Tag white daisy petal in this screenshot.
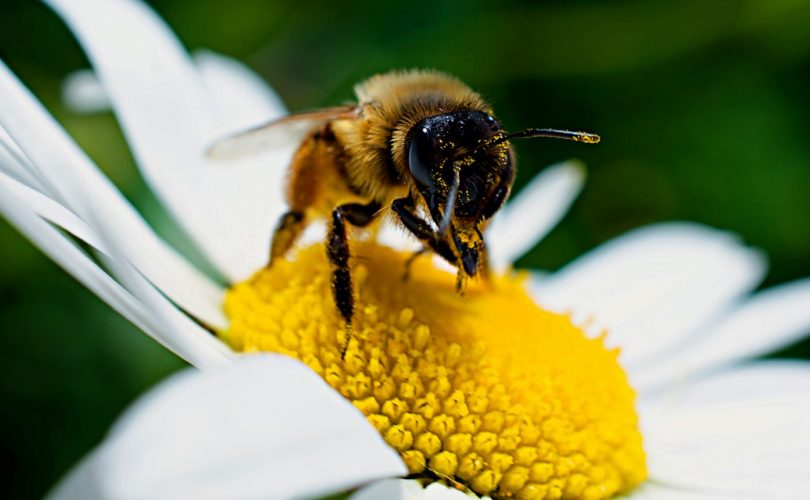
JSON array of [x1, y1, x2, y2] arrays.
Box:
[[63, 50, 287, 125], [0, 135, 97, 246], [533, 223, 766, 365], [376, 222, 422, 252], [46, 451, 104, 500], [486, 160, 585, 270], [193, 49, 295, 280], [43, 0, 223, 263], [83, 203, 233, 369], [0, 172, 103, 250], [101, 252, 233, 369], [0, 161, 230, 366], [351, 479, 473, 500], [2, 147, 225, 367], [0, 125, 57, 195], [62, 68, 110, 114], [194, 49, 291, 279], [45, 0, 294, 281], [641, 362, 810, 499], [635, 279, 810, 393], [423, 483, 477, 499], [628, 483, 750, 499], [0, 179, 182, 357], [0, 60, 228, 329], [351, 479, 427, 500], [50, 355, 405, 500], [193, 50, 286, 132]]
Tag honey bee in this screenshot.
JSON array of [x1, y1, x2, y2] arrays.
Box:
[[209, 69, 599, 354]]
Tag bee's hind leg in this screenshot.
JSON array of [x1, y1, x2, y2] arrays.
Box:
[[267, 210, 305, 267], [327, 201, 382, 359]]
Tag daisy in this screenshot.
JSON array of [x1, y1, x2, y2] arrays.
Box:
[[1, 0, 809, 499]]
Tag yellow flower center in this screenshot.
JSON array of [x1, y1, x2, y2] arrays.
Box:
[[222, 242, 646, 499]]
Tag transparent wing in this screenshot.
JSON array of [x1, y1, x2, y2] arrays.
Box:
[[206, 105, 358, 160]]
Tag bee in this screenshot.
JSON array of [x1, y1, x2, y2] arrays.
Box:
[[209, 69, 599, 354]]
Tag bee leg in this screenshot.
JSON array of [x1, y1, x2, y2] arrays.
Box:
[[268, 210, 305, 267], [455, 271, 467, 295], [478, 244, 493, 285], [402, 247, 428, 282], [327, 201, 382, 359], [392, 197, 457, 266]]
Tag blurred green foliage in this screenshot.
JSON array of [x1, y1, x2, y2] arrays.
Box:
[[1, 0, 809, 498]]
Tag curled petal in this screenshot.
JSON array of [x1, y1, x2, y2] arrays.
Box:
[[0, 60, 228, 329], [0, 176, 219, 364]]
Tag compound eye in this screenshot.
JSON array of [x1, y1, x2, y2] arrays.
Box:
[[408, 126, 434, 187]]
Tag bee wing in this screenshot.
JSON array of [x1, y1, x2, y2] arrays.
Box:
[[206, 105, 358, 160]]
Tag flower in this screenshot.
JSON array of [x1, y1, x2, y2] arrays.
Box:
[[1, 0, 809, 499], [224, 242, 647, 498]]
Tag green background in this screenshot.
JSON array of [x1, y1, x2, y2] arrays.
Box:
[[1, 0, 809, 498]]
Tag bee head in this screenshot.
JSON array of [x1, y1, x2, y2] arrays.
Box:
[[406, 110, 513, 276], [407, 110, 509, 224], [406, 111, 600, 277]]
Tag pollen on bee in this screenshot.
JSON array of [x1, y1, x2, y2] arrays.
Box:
[[223, 242, 646, 499]]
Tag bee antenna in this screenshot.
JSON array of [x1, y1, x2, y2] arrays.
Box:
[[475, 128, 600, 154], [438, 163, 461, 236]]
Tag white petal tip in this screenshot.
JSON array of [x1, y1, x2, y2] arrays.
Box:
[[62, 69, 110, 113]]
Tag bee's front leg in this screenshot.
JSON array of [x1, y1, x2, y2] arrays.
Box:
[[391, 196, 459, 275], [327, 201, 381, 358]]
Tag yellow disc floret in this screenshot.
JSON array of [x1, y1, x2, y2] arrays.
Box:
[[222, 242, 646, 499]]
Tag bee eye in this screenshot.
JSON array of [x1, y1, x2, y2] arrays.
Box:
[[408, 127, 434, 187]]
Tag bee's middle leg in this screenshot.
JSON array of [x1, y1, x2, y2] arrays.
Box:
[[327, 201, 381, 357]]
